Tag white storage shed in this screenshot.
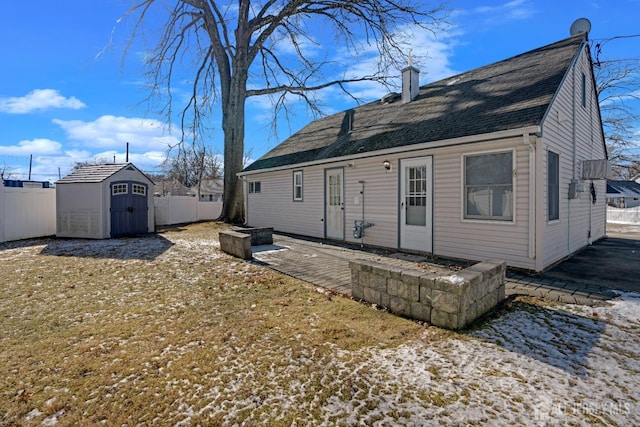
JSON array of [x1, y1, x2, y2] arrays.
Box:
[[56, 163, 155, 239]]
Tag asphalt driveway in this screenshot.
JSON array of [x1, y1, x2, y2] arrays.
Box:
[[542, 223, 640, 293]]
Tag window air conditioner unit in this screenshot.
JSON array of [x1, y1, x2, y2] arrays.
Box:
[[581, 159, 611, 180]]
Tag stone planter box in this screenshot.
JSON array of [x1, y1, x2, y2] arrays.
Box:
[[219, 227, 274, 260], [219, 230, 253, 260], [235, 227, 273, 246], [349, 259, 506, 330]]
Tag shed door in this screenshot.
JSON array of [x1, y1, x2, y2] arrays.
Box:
[[110, 181, 148, 237], [325, 168, 344, 240], [400, 157, 433, 252]]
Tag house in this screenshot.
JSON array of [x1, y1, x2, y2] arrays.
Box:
[[154, 179, 195, 197], [239, 32, 608, 272], [154, 178, 223, 201], [196, 178, 224, 202], [607, 180, 640, 208], [56, 163, 155, 239]]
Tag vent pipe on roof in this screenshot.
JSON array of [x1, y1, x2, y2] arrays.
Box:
[[401, 52, 420, 103]]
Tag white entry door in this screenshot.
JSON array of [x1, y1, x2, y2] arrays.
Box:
[[400, 157, 433, 252], [325, 168, 344, 240]]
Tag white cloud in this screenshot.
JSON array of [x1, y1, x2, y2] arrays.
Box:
[[269, 28, 321, 59], [0, 89, 86, 114], [243, 21, 460, 145], [336, 24, 459, 101], [0, 117, 176, 181], [53, 115, 180, 151], [462, 0, 537, 26], [0, 138, 62, 156]]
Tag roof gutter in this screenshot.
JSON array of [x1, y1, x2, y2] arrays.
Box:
[[238, 125, 541, 177]]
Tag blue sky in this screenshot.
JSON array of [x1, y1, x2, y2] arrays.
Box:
[[1, 0, 639, 182]]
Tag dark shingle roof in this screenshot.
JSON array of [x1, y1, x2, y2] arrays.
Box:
[[57, 163, 150, 184], [244, 34, 586, 172], [607, 180, 640, 197]]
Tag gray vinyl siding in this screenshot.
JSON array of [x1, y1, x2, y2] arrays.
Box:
[[246, 168, 325, 238], [342, 157, 398, 247], [540, 44, 607, 268], [433, 138, 534, 270], [246, 136, 536, 269]]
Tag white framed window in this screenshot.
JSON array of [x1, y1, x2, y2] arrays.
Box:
[[293, 171, 303, 201], [249, 181, 261, 194], [112, 183, 128, 195], [548, 151, 560, 221], [463, 150, 514, 221], [132, 183, 146, 195]]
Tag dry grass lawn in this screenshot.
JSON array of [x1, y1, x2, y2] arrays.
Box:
[[0, 222, 435, 425], [2, 222, 638, 426]]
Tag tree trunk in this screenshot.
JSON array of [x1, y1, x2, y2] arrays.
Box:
[[219, 72, 247, 224]]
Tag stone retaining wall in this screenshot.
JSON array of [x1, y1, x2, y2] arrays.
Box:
[[349, 259, 506, 330]]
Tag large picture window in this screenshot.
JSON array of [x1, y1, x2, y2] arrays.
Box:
[[293, 171, 303, 201], [464, 151, 514, 221], [548, 151, 560, 221]]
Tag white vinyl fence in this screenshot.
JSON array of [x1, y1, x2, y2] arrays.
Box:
[[0, 186, 56, 243], [607, 206, 640, 224], [154, 196, 223, 226], [0, 189, 223, 244]]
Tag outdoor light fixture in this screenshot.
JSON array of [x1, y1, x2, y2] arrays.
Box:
[[383, 160, 391, 171]]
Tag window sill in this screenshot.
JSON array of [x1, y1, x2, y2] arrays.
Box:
[[461, 218, 516, 225]]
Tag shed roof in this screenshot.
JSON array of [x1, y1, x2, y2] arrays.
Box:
[[606, 180, 640, 197], [244, 34, 587, 173], [57, 163, 153, 184]]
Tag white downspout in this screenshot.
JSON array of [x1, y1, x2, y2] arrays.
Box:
[[241, 176, 249, 225], [568, 62, 577, 253], [524, 133, 536, 259]]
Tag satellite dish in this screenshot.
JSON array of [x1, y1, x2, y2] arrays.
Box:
[[570, 18, 591, 36]]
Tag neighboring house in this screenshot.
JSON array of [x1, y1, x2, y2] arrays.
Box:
[[607, 180, 640, 208], [239, 33, 608, 272], [153, 178, 223, 201], [154, 180, 195, 197], [196, 179, 224, 201], [56, 163, 155, 239]]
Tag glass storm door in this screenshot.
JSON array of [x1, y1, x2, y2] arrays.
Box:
[[325, 168, 344, 240], [400, 157, 433, 252]]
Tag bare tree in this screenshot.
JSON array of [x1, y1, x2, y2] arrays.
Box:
[[122, 0, 447, 224], [73, 157, 113, 170], [593, 41, 640, 179], [163, 143, 221, 188]]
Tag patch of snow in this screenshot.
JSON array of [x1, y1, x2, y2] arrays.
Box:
[[24, 408, 42, 421], [4, 226, 639, 425], [440, 274, 465, 285]]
